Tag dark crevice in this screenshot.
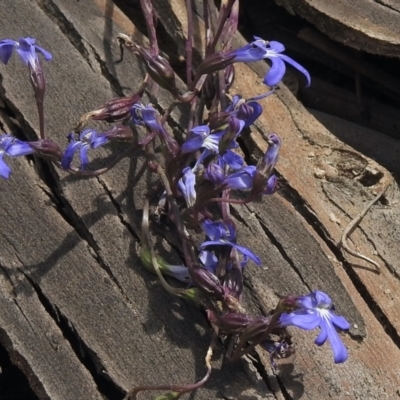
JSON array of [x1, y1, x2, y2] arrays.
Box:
[[250, 352, 290, 400], [0, 334, 39, 400], [18, 268, 125, 400]]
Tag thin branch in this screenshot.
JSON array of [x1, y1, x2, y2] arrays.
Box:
[[340, 184, 390, 272], [140, 0, 159, 55], [185, 0, 194, 86]]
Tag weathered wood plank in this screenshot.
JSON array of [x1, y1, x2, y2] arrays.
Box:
[[1, 0, 400, 398], [146, 0, 400, 398], [0, 124, 108, 399], [0, 1, 271, 398], [274, 0, 400, 58]]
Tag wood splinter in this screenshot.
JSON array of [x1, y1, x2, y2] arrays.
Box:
[[340, 184, 390, 272]]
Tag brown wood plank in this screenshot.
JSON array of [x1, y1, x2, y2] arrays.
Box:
[[1, 0, 400, 398], [146, 0, 400, 398], [0, 124, 107, 399], [0, 1, 271, 398], [274, 0, 400, 58]]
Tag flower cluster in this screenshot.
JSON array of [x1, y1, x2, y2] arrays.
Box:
[[0, 5, 351, 398]]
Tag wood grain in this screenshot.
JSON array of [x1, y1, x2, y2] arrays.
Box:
[[0, 0, 399, 399]]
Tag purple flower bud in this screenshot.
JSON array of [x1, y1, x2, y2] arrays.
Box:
[[136, 47, 178, 95], [92, 94, 141, 123], [237, 101, 263, 127], [208, 310, 253, 334], [29, 139, 63, 162], [190, 267, 226, 301], [103, 125, 133, 142], [218, 117, 244, 154], [195, 51, 236, 76], [204, 163, 225, 184]]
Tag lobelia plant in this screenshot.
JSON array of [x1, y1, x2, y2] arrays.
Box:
[[0, 0, 351, 399]]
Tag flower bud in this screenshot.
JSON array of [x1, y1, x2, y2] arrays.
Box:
[[29, 139, 63, 162], [190, 267, 226, 300], [196, 51, 236, 76], [224, 64, 235, 89], [92, 94, 141, 123], [218, 117, 244, 154], [104, 125, 133, 141], [208, 311, 253, 334], [136, 47, 178, 95], [237, 101, 263, 127], [204, 163, 225, 184]]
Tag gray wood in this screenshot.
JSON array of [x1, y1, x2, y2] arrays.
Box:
[[0, 0, 400, 399], [275, 0, 400, 58]]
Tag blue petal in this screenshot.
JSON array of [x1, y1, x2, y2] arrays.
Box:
[[314, 290, 332, 307], [61, 141, 81, 169], [6, 139, 34, 157], [80, 143, 90, 169], [16, 38, 38, 66], [0, 40, 16, 64], [280, 311, 321, 330], [331, 314, 351, 330], [263, 57, 286, 87], [91, 135, 109, 149], [279, 54, 311, 87], [199, 250, 218, 273], [201, 220, 222, 241], [269, 41, 285, 53], [181, 134, 205, 154], [35, 44, 53, 61], [224, 166, 256, 190], [232, 40, 267, 63], [230, 243, 261, 265], [322, 319, 349, 363], [0, 155, 11, 179], [297, 293, 318, 309], [221, 150, 244, 170], [178, 167, 196, 207], [314, 322, 329, 346], [263, 174, 278, 195]]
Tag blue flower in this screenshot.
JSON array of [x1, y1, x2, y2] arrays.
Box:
[[61, 129, 109, 170], [224, 165, 256, 190], [0, 37, 52, 69], [130, 103, 160, 132], [0, 134, 34, 179], [279, 291, 350, 363], [181, 125, 221, 154], [231, 37, 271, 62], [200, 220, 261, 265], [231, 37, 310, 87], [177, 167, 196, 207]]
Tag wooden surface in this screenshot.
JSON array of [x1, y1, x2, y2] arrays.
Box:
[[274, 0, 400, 57], [0, 0, 399, 399]]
